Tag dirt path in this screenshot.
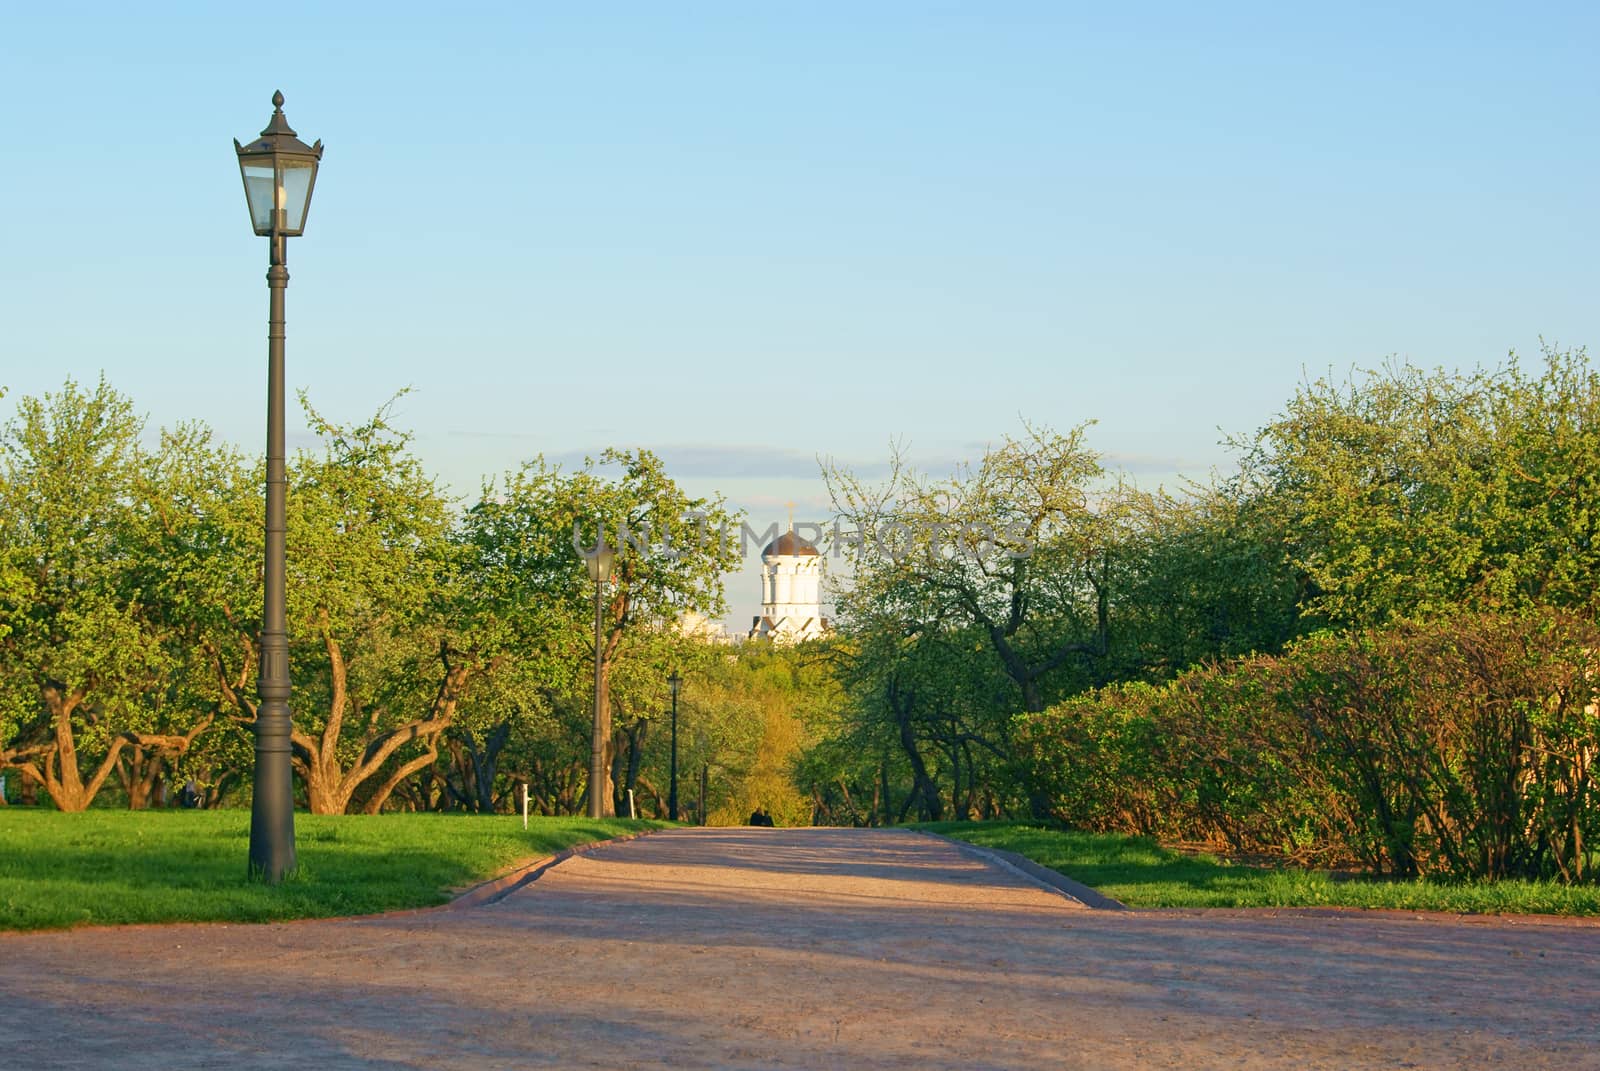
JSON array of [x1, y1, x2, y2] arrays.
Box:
[[2, 827, 1597, 1069]]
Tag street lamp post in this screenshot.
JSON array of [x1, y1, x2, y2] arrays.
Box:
[[667, 670, 682, 821], [235, 91, 322, 883], [584, 541, 615, 819]]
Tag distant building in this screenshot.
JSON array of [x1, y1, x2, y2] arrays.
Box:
[[677, 609, 736, 646], [748, 530, 830, 644]]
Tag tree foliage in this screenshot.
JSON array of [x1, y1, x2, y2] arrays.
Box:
[[1240, 345, 1600, 627], [0, 379, 159, 809], [460, 448, 743, 815], [810, 423, 1302, 823]]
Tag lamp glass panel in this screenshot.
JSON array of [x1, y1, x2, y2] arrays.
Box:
[[586, 544, 615, 583], [240, 160, 275, 234], [280, 157, 316, 232]]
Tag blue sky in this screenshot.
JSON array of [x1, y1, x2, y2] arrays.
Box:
[[3, 3, 1597, 627]]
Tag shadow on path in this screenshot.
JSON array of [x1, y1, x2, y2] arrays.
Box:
[[2, 826, 1597, 1070]]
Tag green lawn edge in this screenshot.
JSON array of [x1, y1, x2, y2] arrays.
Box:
[[913, 820, 1600, 917], [0, 810, 672, 932]]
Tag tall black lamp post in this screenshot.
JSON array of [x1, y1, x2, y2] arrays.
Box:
[[235, 91, 322, 882], [667, 670, 682, 821], [584, 541, 616, 819]]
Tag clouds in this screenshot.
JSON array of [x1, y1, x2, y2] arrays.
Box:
[[443, 433, 1224, 485], [1101, 450, 1227, 476], [527, 443, 845, 480]]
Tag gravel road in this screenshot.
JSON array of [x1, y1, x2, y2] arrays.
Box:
[[2, 826, 1596, 1069]]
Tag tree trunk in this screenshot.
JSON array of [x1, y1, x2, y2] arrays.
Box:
[[887, 679, 943, 822], [118, 718, 213, 810], [593, 596, 626, 818], [20, 681, 126, 812], [635, 773, 664, 818], [614, 719, 649, 817], [0, 744, 51, 806], [293, 635, 471, 814], [119, 744, 163, 810], [950, 742, 970, 822], [203, 768, 242, 809], [609, 740, 628, 817], [303, 774, 350, 816], [597, 657, 617, 817], [875, 756, 889, 827], [450, 721, 511, 813], [362, 737, 440, 814]]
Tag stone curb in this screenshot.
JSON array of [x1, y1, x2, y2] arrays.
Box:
[[915, 830, 1129, 911], [448, 828, 662, 910]]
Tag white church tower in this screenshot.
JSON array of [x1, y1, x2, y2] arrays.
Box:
[[748, 527, 829, 644]]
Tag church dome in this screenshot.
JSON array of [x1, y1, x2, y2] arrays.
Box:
[[762, 531, 820, 558]]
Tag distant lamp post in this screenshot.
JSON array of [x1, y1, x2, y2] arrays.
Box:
[[667, 670, 682, 821], [584, 540, 616, 819], [235, 91, 323, 883], [696, 728, 710, 827]]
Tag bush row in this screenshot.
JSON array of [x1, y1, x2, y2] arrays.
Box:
[[1015, 610, 1600, 882]]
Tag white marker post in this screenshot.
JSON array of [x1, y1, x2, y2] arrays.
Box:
[[521, 782, 529, 830]]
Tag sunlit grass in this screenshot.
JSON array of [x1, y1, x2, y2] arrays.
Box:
[[0, 810, 667, 931], [917, 821, 1600, 916]]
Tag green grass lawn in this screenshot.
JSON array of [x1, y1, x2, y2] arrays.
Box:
[[0, 809, 667, 932], [917, 821, 1600, 916]]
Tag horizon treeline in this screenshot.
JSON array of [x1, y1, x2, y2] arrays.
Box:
[[5, 347, 1599, 885]]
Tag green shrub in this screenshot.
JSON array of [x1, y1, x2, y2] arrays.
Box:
[[1016, 609, 1600, 883]]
